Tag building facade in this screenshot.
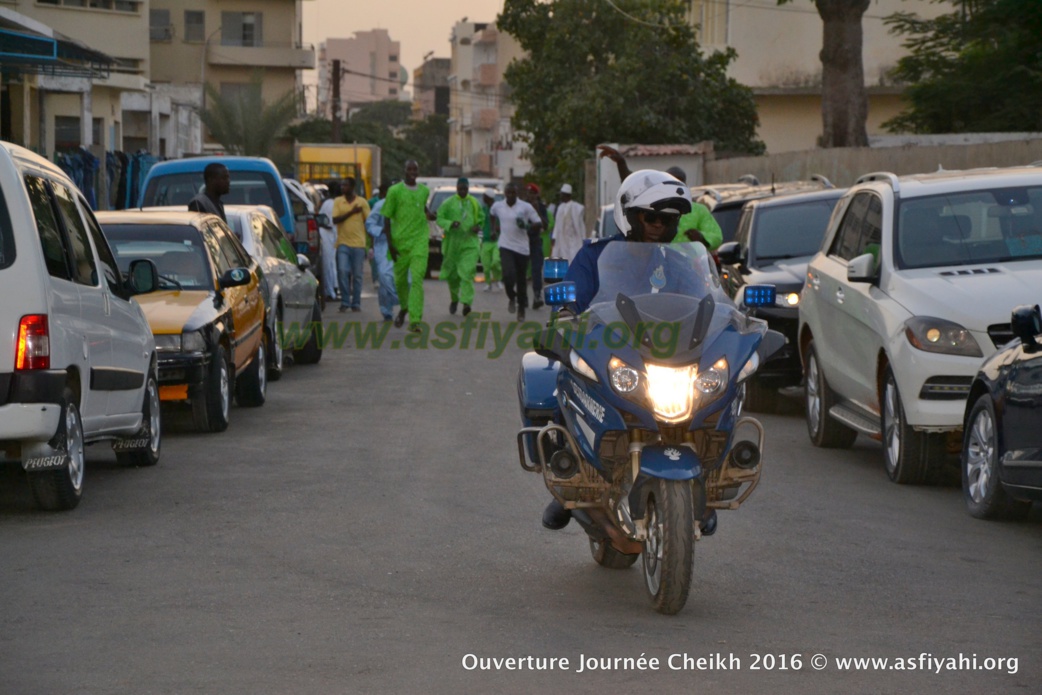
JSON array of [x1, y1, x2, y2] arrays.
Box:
[[446, 21, 529, 180], [317, 29, 405, 118], [685, 0, 945, 154], [411, 57, 450, 120]]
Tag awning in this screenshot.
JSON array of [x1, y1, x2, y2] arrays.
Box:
[[0, 9, 113, 78]]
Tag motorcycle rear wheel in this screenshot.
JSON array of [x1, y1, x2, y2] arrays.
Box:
[[642, 479, 695, 615], [589, 538, 640, 569]]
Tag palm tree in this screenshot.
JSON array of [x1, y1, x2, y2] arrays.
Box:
[[199, 71, 300, 157]]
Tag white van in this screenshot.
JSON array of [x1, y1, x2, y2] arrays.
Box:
[[0, 142, 160, 510]]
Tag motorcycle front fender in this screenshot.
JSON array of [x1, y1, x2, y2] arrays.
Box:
[[640, 444, 702, 481]]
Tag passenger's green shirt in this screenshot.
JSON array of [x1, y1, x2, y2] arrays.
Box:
[[380, 182, 431, 248], [677, 203, 723, 250]]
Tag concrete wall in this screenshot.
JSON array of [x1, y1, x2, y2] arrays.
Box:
[[705, 138, 1042, 188]]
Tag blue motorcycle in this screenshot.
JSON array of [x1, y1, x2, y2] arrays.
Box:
[[517, 241, 783, 614]]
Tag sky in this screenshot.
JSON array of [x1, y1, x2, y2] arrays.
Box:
[[302, 0, 507, 94]]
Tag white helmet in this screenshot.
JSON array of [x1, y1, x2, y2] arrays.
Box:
[[614, 169, 692, 239]]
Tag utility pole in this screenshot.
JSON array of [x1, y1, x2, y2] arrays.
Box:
[[331, 59, 341, 143]]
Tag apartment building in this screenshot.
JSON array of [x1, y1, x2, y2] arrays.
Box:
[[0, 0, 148, 157], [317, 29, 405, 118], [686, 0, 945, 153], [412, 56, 450, 121], [149, 0, 314, 154], [447, 21, 529, 180]]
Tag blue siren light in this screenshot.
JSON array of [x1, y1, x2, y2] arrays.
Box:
[[743, 284, 777, 308], [544, 281, 577, 307], [543, 257, 569, 282]]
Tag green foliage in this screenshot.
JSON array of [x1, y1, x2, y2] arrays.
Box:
[[199, 71, 300, 157], [350, 100, 414, 130], [497, 0, 763, 189], [885, 0, 1042, 133]]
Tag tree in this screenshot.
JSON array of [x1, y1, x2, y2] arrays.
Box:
[[884, 0, 1042, 133], [779, 0, 870, 148], [350, 100, 414, 130], [199, 71, 300, 157], [402, 114, 450, 176], [497, 0, 763, 189]]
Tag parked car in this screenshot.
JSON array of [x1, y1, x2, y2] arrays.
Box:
[[97, 210, 268, 433], [961, 303, 1042, 520], [139, 157, 320, 267], [704, 176, 836, 249], [717, 188, 845, 410], [799, 168, 1042, 484], [0, 142, 161, 510], [594, 204, 620, 239], [224, 205, 323, 375], [281, 177, 322, 269]]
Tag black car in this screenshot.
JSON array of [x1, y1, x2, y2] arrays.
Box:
[[715, 187, 844, 411], [961, 304, 1042, 520]]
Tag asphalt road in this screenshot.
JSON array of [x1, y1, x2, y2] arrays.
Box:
[[1, 279, 1039, 694]]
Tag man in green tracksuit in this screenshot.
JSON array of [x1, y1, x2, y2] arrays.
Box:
[[382, 160, 435, 332], [436, 177, 485, 317]]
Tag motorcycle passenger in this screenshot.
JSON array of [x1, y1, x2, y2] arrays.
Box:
[[542, 170, 717, 536]]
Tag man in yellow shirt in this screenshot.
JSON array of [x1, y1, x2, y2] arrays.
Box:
[[331, 176, 370, 313]]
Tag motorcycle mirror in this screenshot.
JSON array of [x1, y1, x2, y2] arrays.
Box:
[[543, 257, 569, 283], [1011, 304, 1042, 352], [743, 284, 776, 308], [757, 329, 787, 361], [544, 281, 577, 307]]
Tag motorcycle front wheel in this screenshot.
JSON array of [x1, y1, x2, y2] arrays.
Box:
[[642, 478, 695, 615]]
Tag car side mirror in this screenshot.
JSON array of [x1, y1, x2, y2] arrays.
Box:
[[296, 253, 312, 271], [1011, 304, 1042, 352], [717, 241, 743, 266], [847, 252, 878, 283], [219, 267, 251, 289], [127, 259, 159, 295]]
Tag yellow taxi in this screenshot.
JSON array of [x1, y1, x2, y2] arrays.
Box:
[[96, 211, 267, 432]]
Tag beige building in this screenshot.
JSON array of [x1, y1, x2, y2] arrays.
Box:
[[0, 1, 149, 157], [412, 57, 450, 121], [447, 21, 529, 180], [149, 0, 314, 154], [685, 0, 945, 154], [317, 29, 405, 118]]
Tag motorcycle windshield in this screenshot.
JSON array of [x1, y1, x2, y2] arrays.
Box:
[[587, 241, 752, 362]]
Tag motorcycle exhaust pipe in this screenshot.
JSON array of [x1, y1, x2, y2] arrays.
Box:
[[549, 448, 580, 479], [729, 440, 761, 470]]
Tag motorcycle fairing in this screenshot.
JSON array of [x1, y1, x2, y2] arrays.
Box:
[[639, 444, 702, 481]]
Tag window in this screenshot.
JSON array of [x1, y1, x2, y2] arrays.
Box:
[[389, 88, 397, 96], [82, 202, 126, 297], [389, 55, 398, 62], [54, 116, 80, 151], [0, 177, 14, 271], [150, 9, 172, 41], [261, 219, 294, 262], [220, 82, 261, 104], [25, 176, 70, 280], [221, 12, 262, 47], [213, 222, 250, 269], [830, 193, 871, 261], [37, 0, 139, 7], [184, 11, 205, 42], [52, 184, 98, 286]]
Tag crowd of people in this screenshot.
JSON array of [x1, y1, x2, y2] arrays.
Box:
[[311, 149, 722, 330]]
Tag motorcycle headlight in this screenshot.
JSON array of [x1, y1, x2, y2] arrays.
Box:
[[737, 352, 760, 382], [644, 363, 697, 423], [695, 358, 729, 396], [609, 357, 640, 393], [181, 330, 206, 353], [904, 317, 982, 357], [154, 334, 181, 353], [569, 351, 598, 382]]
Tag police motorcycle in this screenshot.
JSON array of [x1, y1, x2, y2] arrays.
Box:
[[516, 238, 784, 615]]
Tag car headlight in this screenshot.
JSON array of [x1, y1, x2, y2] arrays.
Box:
[[154, 334, 181, 353], [182, 330, 206, 353], [644, 363, 697, 423], [904, 317, 982, 357], [569, 351, 598, 382], [609, 357, 640, 393], [777, 292, 800, 308]]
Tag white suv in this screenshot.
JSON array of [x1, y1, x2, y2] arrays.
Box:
[[799, 168, 1042, 483], [0, 143, 160, 510]]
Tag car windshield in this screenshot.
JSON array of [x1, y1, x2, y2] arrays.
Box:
[[752, 199, 838, 264], [712, 204, 744, 245], [896, 186, 1042, 269], [142, 171, 286, 217], [102, 224, 213, 291]]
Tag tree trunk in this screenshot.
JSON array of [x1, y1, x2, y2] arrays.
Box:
[[816, 0, 870, 148]]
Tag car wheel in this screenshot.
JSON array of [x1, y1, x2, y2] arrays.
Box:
[[881, 367, 942, 485], [192, 347, 231, 433], [744, 378, 779, 413], [804, 341, 857, 448], [116, 369, 161, 467], [962, 394, 1032, 520], [27, 386, 84, 511], [268, 307, 284, 382], [236, 336, 267, 407], [293, 300, 323, 365]]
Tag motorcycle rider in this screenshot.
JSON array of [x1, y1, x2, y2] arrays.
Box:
[[541, 169, 717, 536]]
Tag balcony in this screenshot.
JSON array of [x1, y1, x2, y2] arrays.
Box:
[[476, 108, 498, 131], [208, 42, 315, 70], [475, 63, 497, 88]]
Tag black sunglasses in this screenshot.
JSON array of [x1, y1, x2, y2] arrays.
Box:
[[639, 210, 680, 225]]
